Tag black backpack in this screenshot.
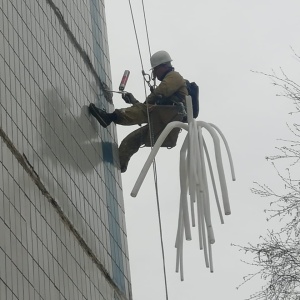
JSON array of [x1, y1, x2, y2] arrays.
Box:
[[185, 80, 199, 118]]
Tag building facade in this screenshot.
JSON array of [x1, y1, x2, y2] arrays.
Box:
[[0, 0, 132, 299]]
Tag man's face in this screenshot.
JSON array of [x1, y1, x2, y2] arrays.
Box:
[[153, 64, 165, 81]]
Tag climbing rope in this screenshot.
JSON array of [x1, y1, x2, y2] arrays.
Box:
[[127, 1, 169, 299], [141, 0, 152, 58]]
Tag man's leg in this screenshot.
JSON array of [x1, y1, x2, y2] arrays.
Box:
[[114, 103, 151, 125], [118, 125, 148, 172], [89, 103, 152, 127]]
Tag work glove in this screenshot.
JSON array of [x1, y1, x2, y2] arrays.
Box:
[[122, 92, 139, 104]]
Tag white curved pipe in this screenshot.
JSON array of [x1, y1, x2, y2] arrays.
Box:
[[188, 121, 197, 201], [186, 95, 193, 123], [186, 144, 196, 227], [198, 121, 231, 215], [208, 242, 214, 273], [209, 123, 236, 181], [175, 209, 185, 281], [175, 210, 183, 267], [175, 100, 193, 279], [179, 136, 192, 240], [131, 121, 188, 197], [197, 127, 215, 244], [180, 252, 184, 281], [203, 139, 224, 224], [187, 96, 197, 218], [179, 224, 184, 281], [188, 120, 200, 229], [197, 187, 209, 267], [175, 200, 183, 248]]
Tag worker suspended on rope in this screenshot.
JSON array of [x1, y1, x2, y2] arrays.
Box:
[[89, 50, 188, 173]]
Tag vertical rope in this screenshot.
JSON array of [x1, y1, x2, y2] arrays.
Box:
[[127, 0, 145, 71], [141, 0, 152, 58], [126, 1, 169, 299]]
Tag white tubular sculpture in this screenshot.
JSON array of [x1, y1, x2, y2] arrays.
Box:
[[131, 96, 236, 280]]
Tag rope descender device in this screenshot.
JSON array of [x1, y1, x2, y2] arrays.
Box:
[[142, 70, 155, 93]]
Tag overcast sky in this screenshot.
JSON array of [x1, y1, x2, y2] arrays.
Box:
[[104, 1, 300, 299]]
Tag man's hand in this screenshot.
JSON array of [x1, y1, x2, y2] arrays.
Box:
[[122, 92, 139, 104]]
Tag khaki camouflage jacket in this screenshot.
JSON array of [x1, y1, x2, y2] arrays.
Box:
[[146, 70, 188, 105]]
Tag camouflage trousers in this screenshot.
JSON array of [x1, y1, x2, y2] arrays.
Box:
[[114, 103, 184, 172]]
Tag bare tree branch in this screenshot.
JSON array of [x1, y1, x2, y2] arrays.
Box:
[[238, 52, 300, 300]]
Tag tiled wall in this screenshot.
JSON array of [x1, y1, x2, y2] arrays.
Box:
[[0, 0, 132, 299]]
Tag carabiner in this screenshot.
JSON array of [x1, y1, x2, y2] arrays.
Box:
[[142, 70, 151, 84], [142, 70, 156, 93]]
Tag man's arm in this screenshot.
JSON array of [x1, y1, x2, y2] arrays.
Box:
[[122, 93, 139, 104], [146, 71, 185, 104]]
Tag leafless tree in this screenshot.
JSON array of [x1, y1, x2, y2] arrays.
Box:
[[236, 51, 300, 300]]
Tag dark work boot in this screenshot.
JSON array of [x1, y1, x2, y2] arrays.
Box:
[[120, 164, 128, 173], [89, 103, 113, 128]]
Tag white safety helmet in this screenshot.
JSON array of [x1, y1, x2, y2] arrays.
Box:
[[150, 50, 172, 69]]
